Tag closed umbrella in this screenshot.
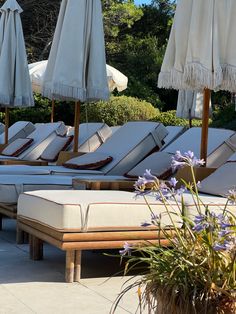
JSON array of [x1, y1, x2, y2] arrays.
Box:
[[42, 0, 109, 152], [0, 0, 34, 144], [28, 60, 128, 122], [158, 0, 236, 162], [176, 90, 212, 127]]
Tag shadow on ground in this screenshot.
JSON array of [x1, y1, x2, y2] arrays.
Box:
[[0, 218, 143, 284]]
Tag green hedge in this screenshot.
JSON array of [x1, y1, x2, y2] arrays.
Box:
[[152, 110, 203, 127], [80, 95, 159, 126], [211, 103, 236, 130], [3, 95, 159, 127]]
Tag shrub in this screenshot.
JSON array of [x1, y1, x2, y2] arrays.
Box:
[[80, 95, 159, 126], [5, 94, 75, 126], [211, 103, 236, 130], [152, 110, 203, 127]]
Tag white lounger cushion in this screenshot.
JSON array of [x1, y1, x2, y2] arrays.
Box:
[[206, 133, 236, 167], [0, 175, 73, 204], [0, 121, 35, 144], [0, 122, 67, 161], [126, 151, 173, 178], [199, 153, 236, 196], [126, 128, 236, 179], [178, 192, 235, 219], [18, 190, 235, 232], [67, 123, 112, 153], [18, 190, 182, 231], [40, 135, 73, 161], [23, 122, 67, 160], [1, 138, 33, 157], [0, 165, 104, 176], [162, 126, 185, 149], [94, 122, 168, 175], [64, 152, 113, 169], [165, 127, 234, 161]]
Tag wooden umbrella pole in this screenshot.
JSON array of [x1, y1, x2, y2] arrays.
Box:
[[51, 98, 55, 123], [73, 101, 80, 152], [4, 107, 9, 145], [200, 88, 211, 164]]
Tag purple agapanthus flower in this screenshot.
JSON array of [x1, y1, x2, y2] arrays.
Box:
[[134, 169, 159, 195], [176, 186, 186, 196], [171, 150, 205, 172], [218, 230, 231, 238], [194, 215, 205, 224], [220, 222, 232, 229], [141, 221, 152, 227], [227, 189, 236, 204], [119, 242, 133, 256], [169, 177, 178, 188], [213, 240, 232, 251]]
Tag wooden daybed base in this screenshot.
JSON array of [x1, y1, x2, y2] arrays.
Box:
[[0, 204, 16, 230], [17, 216, 170, 283]]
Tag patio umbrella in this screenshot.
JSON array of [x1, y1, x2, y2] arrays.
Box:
[[0, 0, 34, 144], [176, 90, 212, 127], [28, 60, 128, 122], [158, 0, 236, 162], [42, 0, 109, 152]]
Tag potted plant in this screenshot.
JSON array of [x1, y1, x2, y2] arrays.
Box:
[[113, 151, 236, 314]]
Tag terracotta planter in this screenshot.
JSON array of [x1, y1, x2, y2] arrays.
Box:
[[148, 291, 236, 314]]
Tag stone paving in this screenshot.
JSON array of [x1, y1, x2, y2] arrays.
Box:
[[0, 219, 145, 314]]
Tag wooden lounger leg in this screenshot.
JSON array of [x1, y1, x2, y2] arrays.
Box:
[[65, 250, 75, 283], [16, 225, 24, 244], [74, 250, 82, 282], [29, 235, 43, 260]]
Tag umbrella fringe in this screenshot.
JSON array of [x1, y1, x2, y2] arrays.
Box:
[[221, 65, 236, 92], [0, 94, 34, 107], [42, 83, 87, 102], [158, 70, 189, 90], [86, 87, 110, 102], [158, 63, 229, 92], [43, 83, 110, 102], [184, 63, 222, 90]]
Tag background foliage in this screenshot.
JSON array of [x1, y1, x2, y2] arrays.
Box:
[[0, 0, 234, 130]]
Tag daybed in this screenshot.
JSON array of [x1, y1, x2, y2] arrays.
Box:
[[17, 188, 235, 282]]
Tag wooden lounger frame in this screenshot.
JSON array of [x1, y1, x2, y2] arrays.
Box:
[[0, 204, 17, 230], [17, 216, 171, 283]]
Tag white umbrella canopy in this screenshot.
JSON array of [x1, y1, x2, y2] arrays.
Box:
[[28, 60, 128, 94], [42, 0, 109, 152], [0, 0, 34, 143], [158, 0, 236, 161]]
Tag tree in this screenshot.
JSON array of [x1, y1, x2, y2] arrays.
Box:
[[106, 0, 176, 110]]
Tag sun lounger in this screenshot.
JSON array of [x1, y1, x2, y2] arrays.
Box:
[[0, 121, 35, 144], [0, 121, 168, 175], [0, 122, 67, 161], [16, 188, 235, 282], [162, 126, 186, 149], [0, 126, 234, 222], [65, 122, 112, 153], [0, 122, 168, 227], [0, 122, 112, 164], [69, 127, 236, 181]]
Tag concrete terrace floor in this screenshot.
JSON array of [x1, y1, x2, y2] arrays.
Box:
[[0, 218, 147, 314]]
